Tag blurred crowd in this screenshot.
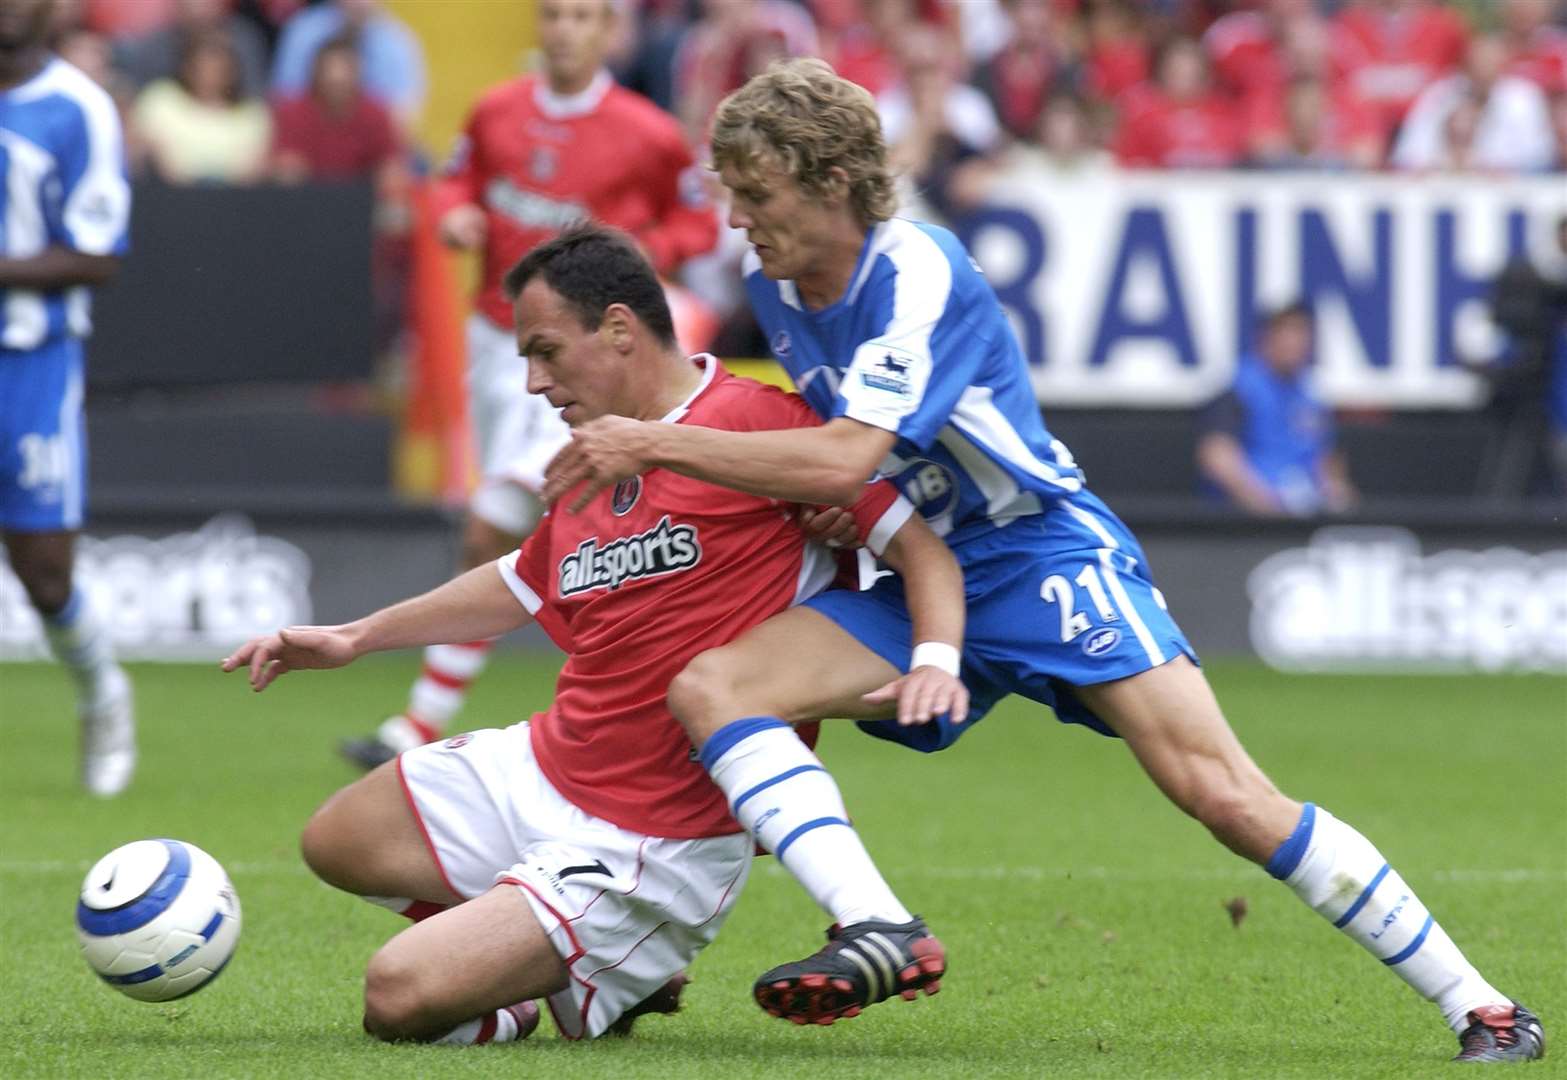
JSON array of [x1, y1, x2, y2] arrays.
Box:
[[49, 0, 1567, 197]]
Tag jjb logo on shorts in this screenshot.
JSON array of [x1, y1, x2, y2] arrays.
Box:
[[1082, 627, 1122, 657]]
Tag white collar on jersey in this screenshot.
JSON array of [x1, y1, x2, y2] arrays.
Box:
[[659, 353, 719, 424], [533, 69, 613, 120]]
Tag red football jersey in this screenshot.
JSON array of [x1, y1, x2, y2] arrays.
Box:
[[434, 71, 718, 328], [1334, 1, 1468, 134], [1507, 27, 1567, 96], [497, 357, 913, 840], [1113, 86, 1246, 168]]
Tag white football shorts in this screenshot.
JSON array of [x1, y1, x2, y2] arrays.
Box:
[[395, 721, 752, 1039], [466, 313, 570, 536]]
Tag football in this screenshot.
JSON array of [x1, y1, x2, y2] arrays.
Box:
[[76, 839, 242, 1002]]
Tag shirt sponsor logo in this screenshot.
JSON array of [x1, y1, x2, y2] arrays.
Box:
[[859, 348, 915, 398], [485, 177, 587, 231], [1082, 626, 1122, 657], [1248, 527, 1567, 673], [558, 515, 702, 597]]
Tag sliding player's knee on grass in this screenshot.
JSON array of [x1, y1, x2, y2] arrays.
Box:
[[363, 887, 568, 1042]]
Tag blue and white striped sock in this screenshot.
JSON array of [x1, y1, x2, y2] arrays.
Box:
[[700, 717, 912, 927], [42, 587, 118, 699], [1268, 803, 1506, 1032]]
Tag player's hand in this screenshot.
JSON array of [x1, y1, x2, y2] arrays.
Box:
[[220, 626, 359, 692], [543, 416, 652, 513], [862, 666, 969, 728], [438, 204, 486, 250], [797, 505, 860, 549]]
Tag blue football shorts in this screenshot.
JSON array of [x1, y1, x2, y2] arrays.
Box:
[[805, 490, 1198, 752], [0, 338, 87, 532]]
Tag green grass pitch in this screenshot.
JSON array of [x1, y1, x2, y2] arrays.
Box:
[[2, 656, 1563, 1079]]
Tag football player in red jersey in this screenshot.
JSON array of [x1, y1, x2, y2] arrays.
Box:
[[341, 0, 720, 768], [223, 225, 965, 1045]]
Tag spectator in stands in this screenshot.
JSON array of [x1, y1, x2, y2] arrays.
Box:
[[1334, 0, 1468, 143], [976, 0, 1076, 140], [271, 33, 402, 187], [961, 91, 1114, 202], [1241, 15, 1378, 168], [1500, 0, 1567, 97], [672, 0, 818, 142], [1114, 35, 1244, 168], [113, 0, 267, 99], [270, 0, 424, 132], [56, 25, 127, 103], [132, 28, 271, 184], [1204, 0, 1321, 101], [1082, 0, 1149, 102], [1196, 302, 1356, 517], [879, 20, 1003, 220], [1392, 33, 1556, 172], [1473, 215, 1567, 499], [809, 0, 902, 98]]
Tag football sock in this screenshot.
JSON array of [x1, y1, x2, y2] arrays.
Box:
[[362, 896, 448, 922], [41, 587, 118, 700], [1268, 803, 1507, 1032], [402, 640, 495, 739], [700, 717, 913, 926], [433, 1005, 531, 1045]]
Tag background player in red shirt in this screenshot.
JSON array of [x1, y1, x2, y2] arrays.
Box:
[[222, 225, 966, 1045], [343, 0, 719, 768]]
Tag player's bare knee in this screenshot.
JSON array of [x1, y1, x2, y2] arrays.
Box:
[[362, 949, 432, 1040], [299, 806, 354, 890], [666, 649, 739, 743], [17, 562, 72, 615]]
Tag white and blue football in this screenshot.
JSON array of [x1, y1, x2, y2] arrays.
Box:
[[76, 839, 241, 1002]]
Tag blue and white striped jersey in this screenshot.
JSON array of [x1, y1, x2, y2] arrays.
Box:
[[0, 58, 129, 351], [744, 217, 1087, 549]]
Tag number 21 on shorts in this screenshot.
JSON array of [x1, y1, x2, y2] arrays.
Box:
[[1039, 563, 1119, 643]]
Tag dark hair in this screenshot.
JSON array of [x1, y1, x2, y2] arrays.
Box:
[[502, 223, 676, 347], [1264, 300, 1314, 330], [177, 29, 243, 104]]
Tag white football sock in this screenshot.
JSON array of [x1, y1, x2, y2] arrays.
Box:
[[1268, 804, 1507, 1032], [434, 1005, 528, 1045], [42, 587, 119, 700], [401, 640, 494, 738], [700, 717, 912, 926]]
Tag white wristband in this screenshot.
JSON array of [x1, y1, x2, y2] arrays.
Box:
[[910, 641, 961, 677]]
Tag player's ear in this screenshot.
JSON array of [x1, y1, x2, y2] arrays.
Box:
[[823, 166, 852, 208], [601, 303, 635, 352]]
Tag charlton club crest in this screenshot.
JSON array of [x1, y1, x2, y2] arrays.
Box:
[[611, 476, 642, 516]]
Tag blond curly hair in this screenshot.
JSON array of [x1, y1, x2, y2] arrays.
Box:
[[710, 58, 896, 226]]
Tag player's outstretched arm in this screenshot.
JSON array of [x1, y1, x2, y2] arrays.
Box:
[[545, 415, 895, 513], [861, 514, 969, 728], [221, 562, 534, 692]]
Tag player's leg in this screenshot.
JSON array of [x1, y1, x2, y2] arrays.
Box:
[[1077, 655, 1541, 1059], [299, 759, 460, 905], [342, 319, 560, 768], [1, 341, 134, 796], [669, 602, 948, 1023], [362, 884, 561, 1044]]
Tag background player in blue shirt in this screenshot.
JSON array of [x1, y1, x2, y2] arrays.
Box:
[[542, 59, 1541, 1062], [0, 0, 134, 796], [1195, 301, 1357, 516]]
